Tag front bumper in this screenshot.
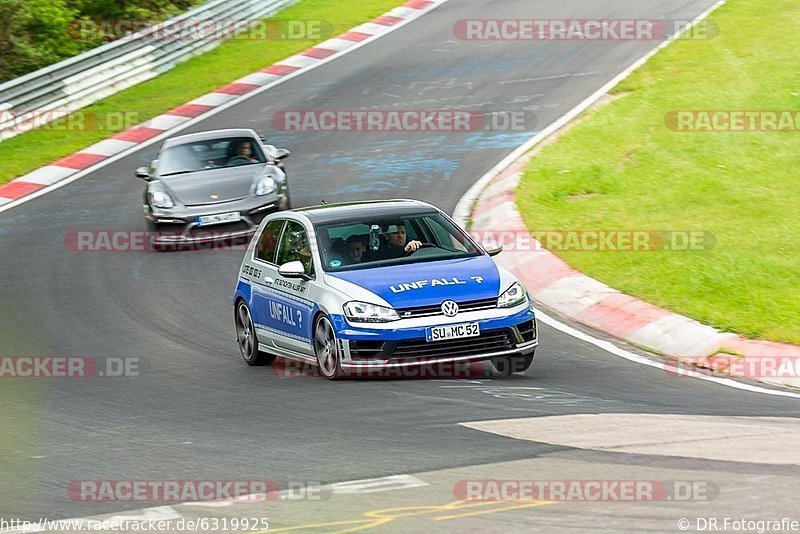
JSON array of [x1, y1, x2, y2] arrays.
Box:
[[152, 227, 258, 246], [147, 196, 279, 245], [332, 305, 538, 370]]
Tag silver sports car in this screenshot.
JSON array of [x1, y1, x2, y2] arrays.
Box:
[[137, 128, 291, 248]]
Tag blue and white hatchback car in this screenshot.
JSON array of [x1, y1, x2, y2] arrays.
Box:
[[232, 200, 538, 379]]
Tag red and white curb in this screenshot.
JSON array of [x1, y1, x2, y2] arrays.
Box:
[[456, 0, 800, 393], [469, 167, 800, 391], [0, 0, 447, 210]]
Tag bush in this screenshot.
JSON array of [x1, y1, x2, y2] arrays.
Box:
[[0, 0, 201, 83]]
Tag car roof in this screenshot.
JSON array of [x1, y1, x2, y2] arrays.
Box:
[[294, 199, 441, 224], [162, 128, 259, 148]]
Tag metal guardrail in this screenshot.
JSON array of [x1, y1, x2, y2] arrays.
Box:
[[0, 0, 294, 141]]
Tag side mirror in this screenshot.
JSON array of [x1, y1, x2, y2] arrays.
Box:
[[278, 260, 310, 280], [274, 148, 290, 161], [486, 245, 503, 257], [135, 166, 150, 180]]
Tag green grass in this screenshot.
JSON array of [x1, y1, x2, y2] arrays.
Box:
[[516, 0, 800, 344], [0, 0, 404, 184]]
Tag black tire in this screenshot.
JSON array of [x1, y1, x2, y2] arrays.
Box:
[[491, 352, 535, 376], [235, 301, 275, 366], [314, 315, 342, 379]]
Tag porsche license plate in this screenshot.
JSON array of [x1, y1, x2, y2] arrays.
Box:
[[196, 212, 240, 226], [426, 322, 480, 342]]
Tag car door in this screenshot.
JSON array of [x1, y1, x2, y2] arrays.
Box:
[[257, 219, 317, 356], [249, 218, 285, 345]]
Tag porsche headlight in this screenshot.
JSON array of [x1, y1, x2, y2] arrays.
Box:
[[255, 172, 277, 196], [149, 187, 174, 208], [343, 301, 399, 323], [497, 282, 528, 308]]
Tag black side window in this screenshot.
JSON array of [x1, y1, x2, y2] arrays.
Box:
[[256, 220, 285, 263]]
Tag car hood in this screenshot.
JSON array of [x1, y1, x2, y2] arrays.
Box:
[[326, 255, 501, 309], [159, 165, 266, 206]]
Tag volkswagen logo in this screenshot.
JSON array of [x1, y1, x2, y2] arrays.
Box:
[[441, 300, 459, 317]]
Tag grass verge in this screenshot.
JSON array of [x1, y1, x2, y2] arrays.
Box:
[[0, 0, 404, 184], [516, 0, 800, 344]]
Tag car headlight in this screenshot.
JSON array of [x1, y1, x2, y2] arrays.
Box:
[[497, 282, 528, 308], [343, 301, 400, 323], [149, 187, 174, 208], [255, 173, 277, 196]]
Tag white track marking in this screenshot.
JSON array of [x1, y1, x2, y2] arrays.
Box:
[[536, 310, 800, 399], [3, 475, 429, 532]]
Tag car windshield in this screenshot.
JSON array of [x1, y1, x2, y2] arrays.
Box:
[[316, 211, 482, 272], [159, 136, 266, 176]]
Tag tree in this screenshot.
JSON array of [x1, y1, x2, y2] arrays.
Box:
[[0, 0, 82, 82], [66, 0, 199, 21], [0, 0, 201, 83]]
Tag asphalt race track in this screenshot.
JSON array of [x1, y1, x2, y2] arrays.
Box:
[[2, 0, 799, 529]]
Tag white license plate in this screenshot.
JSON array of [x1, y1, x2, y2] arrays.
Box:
[[196, 212, 241, 226], [426, 322, 480, 342]]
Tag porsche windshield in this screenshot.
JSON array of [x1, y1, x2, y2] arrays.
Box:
[[159, 137, 266, 176], [317, 212, 482, 272]]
